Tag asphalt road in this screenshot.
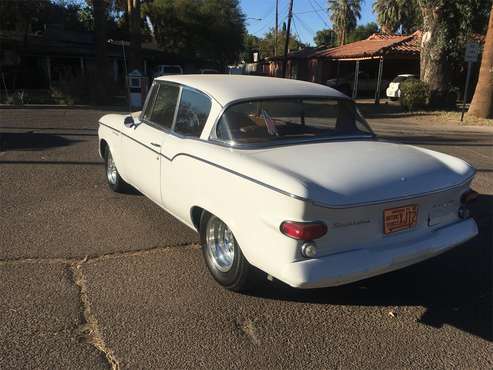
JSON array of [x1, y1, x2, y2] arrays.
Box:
[[1, 108, 492, 369]]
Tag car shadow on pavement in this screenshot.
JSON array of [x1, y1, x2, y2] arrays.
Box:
[[247, 194, 493, 342], [0, 132, 80, 151]]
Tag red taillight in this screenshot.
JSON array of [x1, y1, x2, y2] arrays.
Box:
[[461, 190, 479, 204], [280, 221, 327, 240]]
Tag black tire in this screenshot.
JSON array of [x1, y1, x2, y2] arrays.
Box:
[[104, 147, 130, 193], [200, 211, 255, 292]]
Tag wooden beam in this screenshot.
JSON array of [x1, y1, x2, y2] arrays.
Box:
[[374, 57, 384, 104]]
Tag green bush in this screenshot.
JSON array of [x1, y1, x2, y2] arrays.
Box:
[[400, 79, 429, 111]]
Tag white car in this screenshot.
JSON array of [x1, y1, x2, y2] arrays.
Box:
[[386, 74, 417, 99], [98, 75, 478, 291]]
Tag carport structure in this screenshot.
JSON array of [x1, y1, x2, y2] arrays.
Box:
[[312, 32, 421, 103]]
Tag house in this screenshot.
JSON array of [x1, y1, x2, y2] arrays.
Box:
[[0, 25, 170, 92], [263, 32, 422, 103]]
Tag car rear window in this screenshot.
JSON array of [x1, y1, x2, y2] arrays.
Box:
[[214, 98, 374, 146]]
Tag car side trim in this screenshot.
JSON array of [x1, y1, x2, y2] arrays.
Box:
[[99, 122, 476, 209]]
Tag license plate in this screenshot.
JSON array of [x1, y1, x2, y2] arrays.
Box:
[[383, 205, 418, 235]]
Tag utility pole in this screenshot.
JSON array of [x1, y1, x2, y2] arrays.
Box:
[[274, 0, 279, 56], [281, 0, 293, 78]]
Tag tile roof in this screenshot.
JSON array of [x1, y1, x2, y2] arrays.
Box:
[[312, 31, 421, 60]]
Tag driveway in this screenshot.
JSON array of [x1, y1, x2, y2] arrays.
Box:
[[1, 108, 492, 369]]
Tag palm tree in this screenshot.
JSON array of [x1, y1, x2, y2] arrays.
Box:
[[328, 0, 361, 45], [373, 0, 400, 33], [468, 5, 493, 118], [373, 0, 421, 34]]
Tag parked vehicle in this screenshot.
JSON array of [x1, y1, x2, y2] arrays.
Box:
[[200, 68, 220, 74], [386, 74, 417, 100], [152, 65, 183, 78], [98, 75, 478, 291], [327, 71, 389, 96]]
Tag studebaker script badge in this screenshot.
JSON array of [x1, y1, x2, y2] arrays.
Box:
[[333, 219, 371, 228]]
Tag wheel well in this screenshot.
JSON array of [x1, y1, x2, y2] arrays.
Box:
[[190, 206, 205, 232], [99, 139, 108, 158]]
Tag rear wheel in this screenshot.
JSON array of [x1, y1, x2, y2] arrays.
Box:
[[200, 212, 254, 292], [104, 148, 130, 193]]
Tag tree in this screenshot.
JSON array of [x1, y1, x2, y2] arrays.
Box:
[[313, 29, 337, 47], [260, 28, 304, 58], [372, 0, 421, 34], [242, 34, 260, 62], [127, 0, 143, 71], [346, 22, 380, 43], [468, 5, 493, 118], [373, 0, 400, 33], [327, 0, 361, 45], [144, 0, 245, 67], [418, 0, 490, 106], [92, 0, 110, 103], [0, 1, 48, 43], [372, 0, 490, 106]]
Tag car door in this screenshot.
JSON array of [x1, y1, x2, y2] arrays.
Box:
[[120, 82, 180, 203], [160, 87, 212, 217]]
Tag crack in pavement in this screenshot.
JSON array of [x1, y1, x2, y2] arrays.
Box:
[[0, 243, 201, 266], [1, 243, 201, 369], [70, 258, 120, 370]]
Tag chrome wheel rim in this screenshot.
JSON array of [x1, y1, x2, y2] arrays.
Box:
[[106, 151, 117, 185], [206, 216, 235, 272]]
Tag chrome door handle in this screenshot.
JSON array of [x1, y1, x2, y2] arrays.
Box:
[[150, 142, 161, 148]]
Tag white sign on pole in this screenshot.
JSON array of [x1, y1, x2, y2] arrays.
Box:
[[465, 42, 480, 62]]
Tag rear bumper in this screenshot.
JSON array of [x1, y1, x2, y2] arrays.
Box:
[[279, 218, 478, 289]]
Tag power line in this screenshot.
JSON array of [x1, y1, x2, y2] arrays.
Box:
[[291, 17, 302, 44], [293, 13, 315, 36], [308, 0, 330, 28]]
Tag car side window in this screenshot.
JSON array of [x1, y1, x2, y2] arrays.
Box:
[[148, 83, 180, 129], [173, 88, 211, 138]]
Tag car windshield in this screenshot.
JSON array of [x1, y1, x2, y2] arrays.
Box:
[[214, 98, 374, 146]]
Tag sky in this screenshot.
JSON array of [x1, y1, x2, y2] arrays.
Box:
[[240, 0, 377, 45]]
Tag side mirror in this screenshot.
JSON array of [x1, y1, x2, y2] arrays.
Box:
[[124, 116, 136, 128]]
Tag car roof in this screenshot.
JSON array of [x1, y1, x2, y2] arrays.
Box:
[[155, 75, 347, 106]]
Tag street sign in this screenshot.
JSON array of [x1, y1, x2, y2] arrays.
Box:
[[461, 42, 481, 122], [465, 42, 480, 62]]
